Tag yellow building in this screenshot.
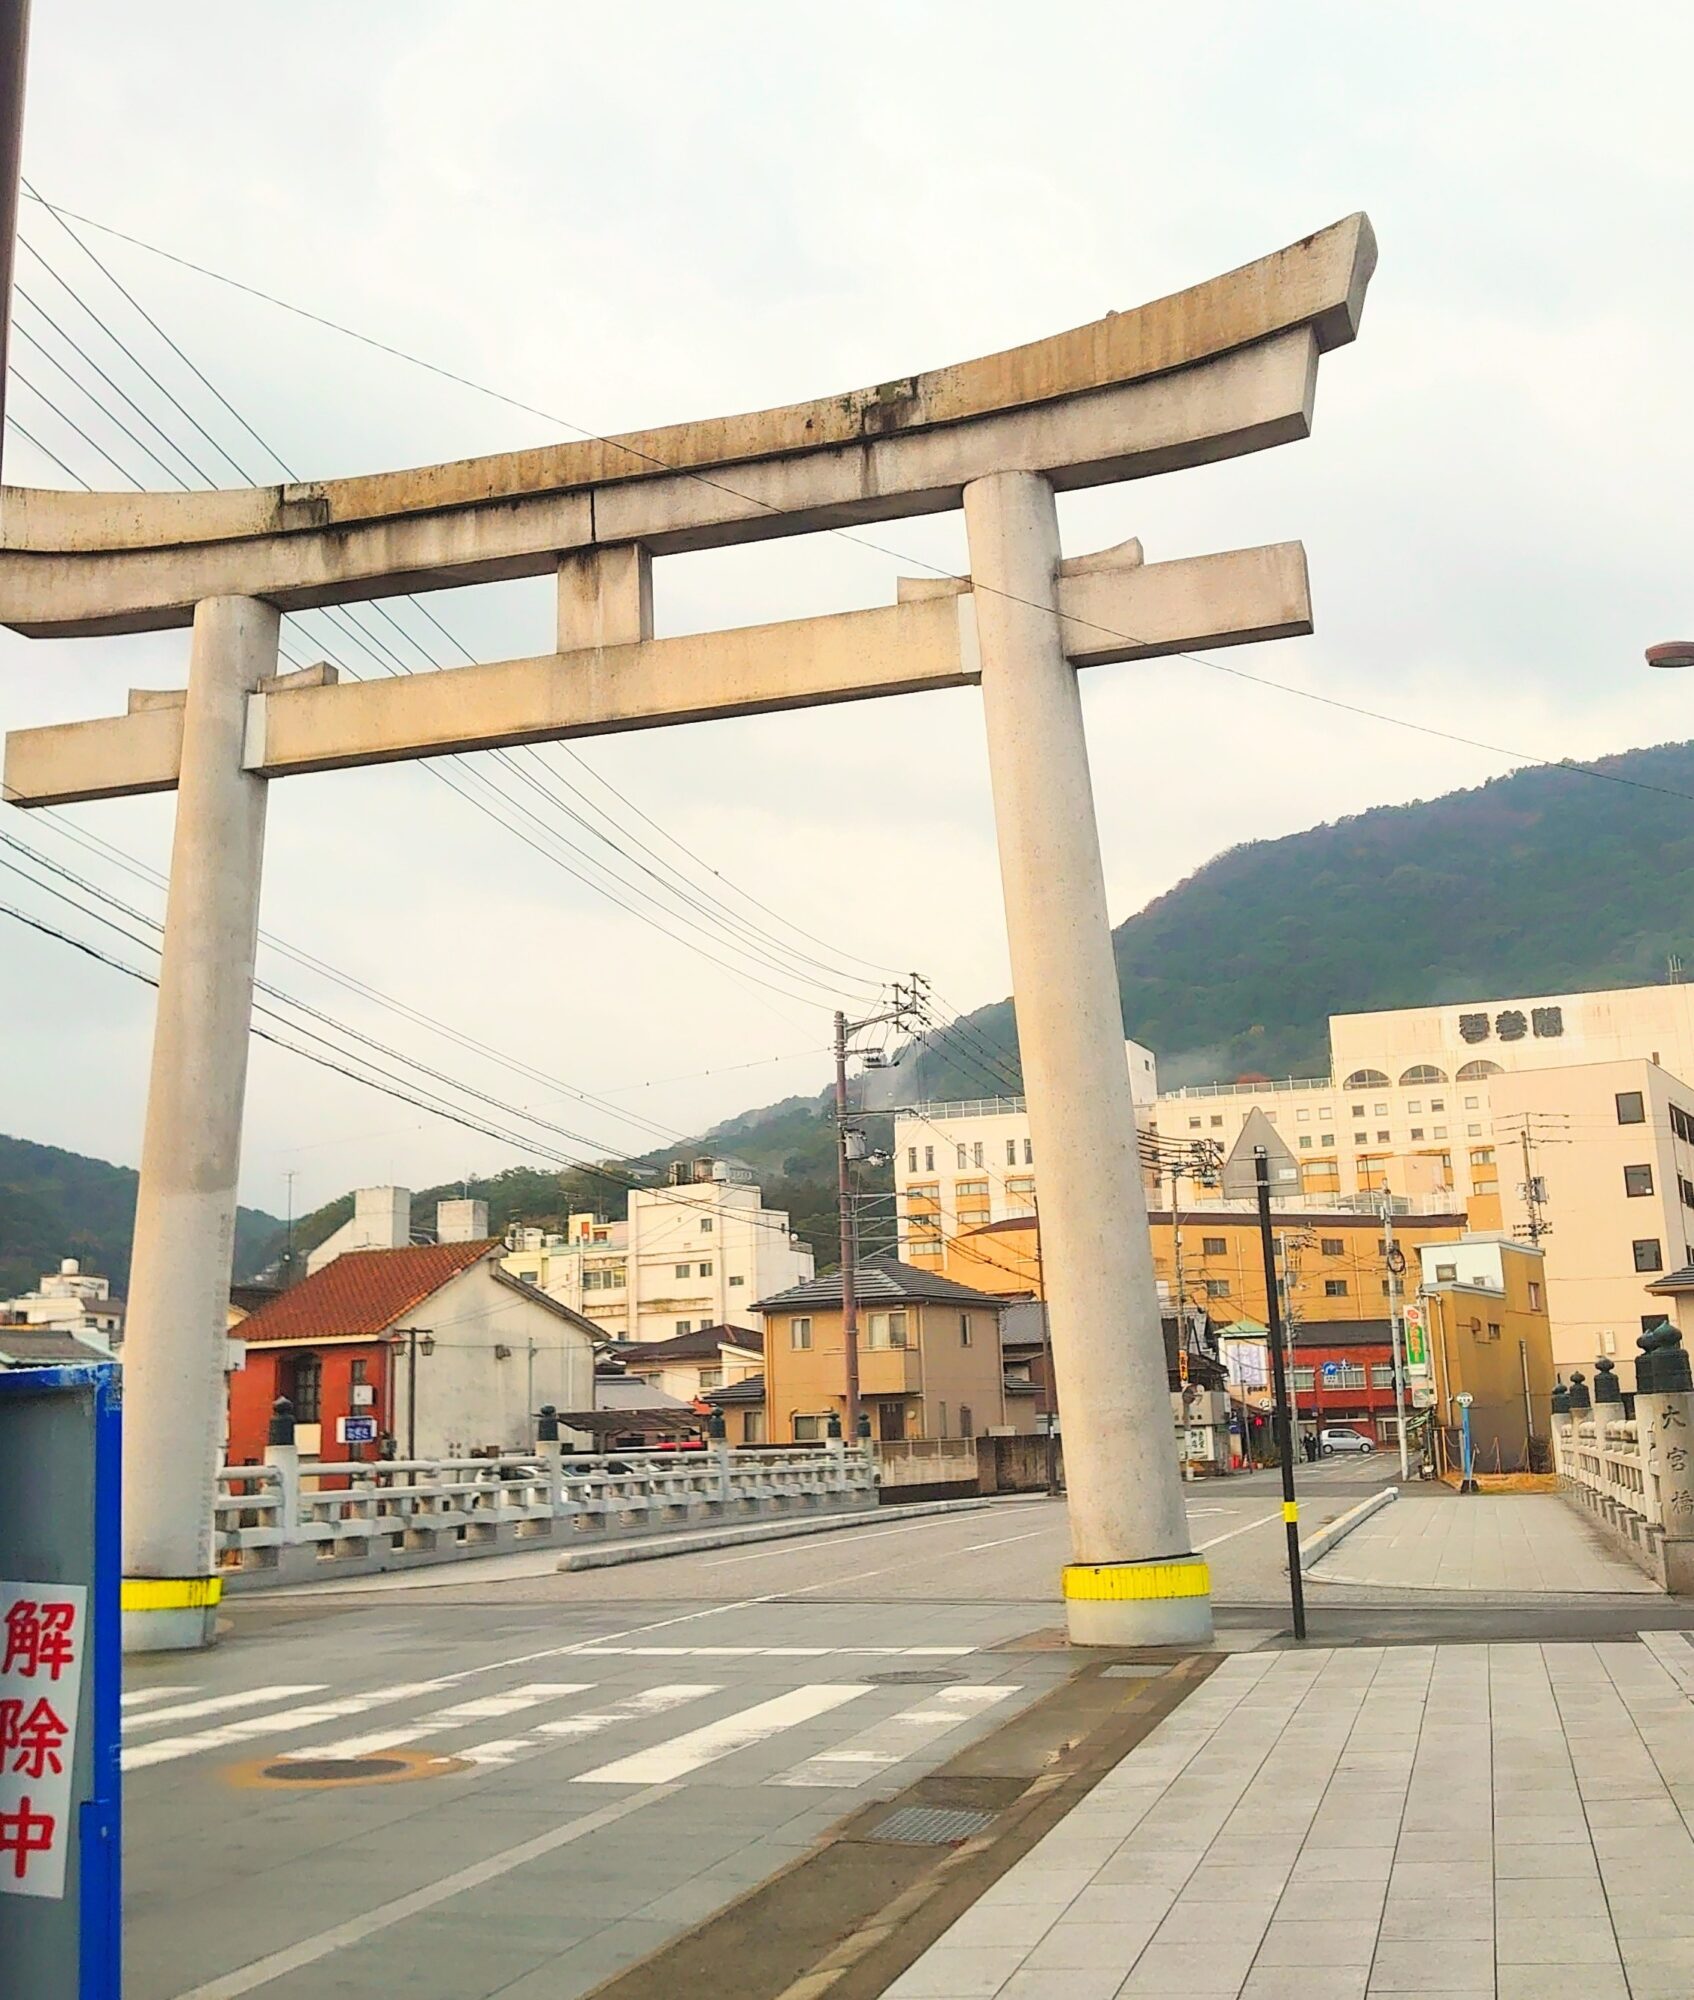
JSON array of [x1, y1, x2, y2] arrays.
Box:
[[1417, 1236, 1557, 1470], [754, 1258, 1008, 1444], [944, 1207, 1469, 1330]]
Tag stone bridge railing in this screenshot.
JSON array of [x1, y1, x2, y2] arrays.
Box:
[[1551, 1329, 1694, 1593], [215, 1431, 878, 1590]]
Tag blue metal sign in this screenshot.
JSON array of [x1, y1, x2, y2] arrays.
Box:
[[1320, 1361, 1342, 1385], [0, 1362, 121, 1998], [339, 1415, 377, 1445]]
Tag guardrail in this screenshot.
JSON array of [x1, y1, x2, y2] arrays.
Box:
[[215, 1438, 878, 1590], [1550, 1340, 1694, 1592]]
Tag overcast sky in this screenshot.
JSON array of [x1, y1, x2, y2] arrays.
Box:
[[2, 1, 1691, 1220]]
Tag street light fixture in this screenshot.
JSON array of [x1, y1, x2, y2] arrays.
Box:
[[1647, 641, 1694, 670]]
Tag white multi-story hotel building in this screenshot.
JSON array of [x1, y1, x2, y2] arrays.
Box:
[[502, 1157, 814, 1342]]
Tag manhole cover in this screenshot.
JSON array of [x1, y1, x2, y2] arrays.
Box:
[[1102, 1664, 1170, 1679], [869, 1804, 996, 1846], [261, 1757, 407, 1782], [868, 1668, 966, 1686]]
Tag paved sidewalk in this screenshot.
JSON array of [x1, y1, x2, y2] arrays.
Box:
[[887, 1637, 1694, 1998], [1307, 1489, 1655, 1593]]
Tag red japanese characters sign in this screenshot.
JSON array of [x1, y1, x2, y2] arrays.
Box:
[[0, 1582, 86, 1901]]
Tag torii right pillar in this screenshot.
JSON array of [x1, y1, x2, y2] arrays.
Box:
[[966, 469, 1209, 1645]]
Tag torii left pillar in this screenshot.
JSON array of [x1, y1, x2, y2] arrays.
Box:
[[122, 595, 277, 1651]]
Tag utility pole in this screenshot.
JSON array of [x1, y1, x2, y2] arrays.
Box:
[[0, 2, 29, 479], [1255, 1150, 1306, 1640], [1380, 1188, 1411, 1481], [1276, 1231, 1306, 1453], [1514, 1124, 1552, 1246], [283, 1168, 298, 1286], [835, 977, 927, 1437]]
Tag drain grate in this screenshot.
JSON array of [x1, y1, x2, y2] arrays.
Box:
[[868, 1668, 965, 1686], [869, 1804, 996, 1846], [261, 1757, 407, 1782], [1102, 1664, 1171, 1679]]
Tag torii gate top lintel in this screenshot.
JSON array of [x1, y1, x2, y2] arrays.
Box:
[[0, 213, 1374, 639]]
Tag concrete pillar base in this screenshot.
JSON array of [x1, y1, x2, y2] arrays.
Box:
[[1062, 1558, 1214, 1648], [121, 1578, 223, 1653]]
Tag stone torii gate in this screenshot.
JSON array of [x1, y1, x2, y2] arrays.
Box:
[[3, 214, 1375, 1652]]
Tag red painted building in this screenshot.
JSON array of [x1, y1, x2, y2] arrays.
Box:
[[1290, 1318, 1401, 1444]]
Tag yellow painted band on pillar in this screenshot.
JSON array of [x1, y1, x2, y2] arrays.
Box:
[[121, 1576, 223, 1611], [1062, 1559, 1211, 1603], [1283, 1502, 1299, 1523]]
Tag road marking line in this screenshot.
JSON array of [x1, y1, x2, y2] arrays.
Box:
[[121, 1684, 324, 1732], [575, 1683, 871, 1786], [303, 1725, 448, 1760], [537, 1683, 718, 1741], [431, 1682, 593, 1720], [120, 1686, 198, 1709], [453, 1736, 534, 1766], [1196, 1511, 1283, 1551], [120, 1679, 456, 1772], [171, 1786, 674, 1999], [771, 1684, 1016, 1788]]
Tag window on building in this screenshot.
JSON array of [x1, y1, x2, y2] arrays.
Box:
[[350, 1357, 368, 1386], [1351, 1104, 1365, 1117], [1297, 1108, 1311, 1122], [1471, 1147, 1495, 1165], [973, 1142, 984, 1168], [1401, 1065, 1447, 1085], [1617, 1091, 1647, 1126], [907, 1147, 917, 1173], [1406, 1100, 1422, 1116], [285, 1353, 321, 1425], [1006, 1139, 1018, 1166], [700, 1219, 713, 1233], [1346, 1070, 1391, 1088], [1625, 1164, 1655, 1198], [1672, 1105, 1694, 1143], [790, 1316, 813, 1350], [1681, 1175, 1694, 1211], [1202, 1236, 1227, 1256], [675, 1263, 692, 1279], [1528, 1281, 1543, 1310], [1456, 1059, 1503, 1082], [1644, 1312, 1673, 1335], [793, 1414, 824, 1441], [1433, 1126, 1447, 1139], [676, 1319, 691, 1335], [1464, 1095, 1480, 1111], [956, 1145, 967, 1169], [959, 1403, 974, 1439], [699, 1261, 713, 1277], [1431, 1098, 1445, 1111], [1324, 1278, 1349, 1297], [1377, 1130, 1391, 1143], [924, 1146, 934, 1172], [867, 1311, 909, 1349], [1291, 1367, 1316, 1391], [959, 1313, 972, 1347], [1332, 1362, 1367, 1388], [1320, 1237, 1344, 1256], [729, 1274, 744, 1287], [1374, 1102, 1389, 1117], [1371, 1364, 1398, 1388], [1634, 1239, 1665, 1273], [956, 1180, 989, 1199], [1467, 1124, 1482, 1138], [1188, 1117, 1201, 1131], [699, 1368, 723, 1390], [910, 1237, 942, 1257], [1209, 1115, 1223, 1129], [516, 1267, 539, 1284], [1486, 1323, 1502, 1342], [1354, 1131, 1367, 1145], [1410, 1128, 1424, 1141], [1435, 1262, 1457, 1281], [1321, 1133, 1335, 1147], [1299, 1136, 1312, 1149], [1023, 1139, 1033, 1165], [1204, 1279, 1230, 1298]]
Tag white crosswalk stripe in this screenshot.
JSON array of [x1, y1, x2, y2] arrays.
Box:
[[122, 1685, 325, 1732], [770, 1684, 1016, 1787], [121, 1679, 455, 1772], [302, 1684, 596, 1761], [535, 1684, 718, 1743], [571, 1644, 976, 1659], [575, 1683, 872, 1786], [432, 1683, 594, 1721], [121, 1686, 199, 1709]]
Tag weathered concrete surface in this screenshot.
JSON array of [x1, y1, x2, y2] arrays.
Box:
[[967, 469, 1208, 1648], [0, 214, 1372, 633], [3, 541, 1310, 805]]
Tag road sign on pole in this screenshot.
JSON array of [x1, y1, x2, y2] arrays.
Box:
[[0, 1362, 121, 1997]]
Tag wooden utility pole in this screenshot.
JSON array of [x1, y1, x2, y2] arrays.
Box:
[[833, 1009, 861, 1437]]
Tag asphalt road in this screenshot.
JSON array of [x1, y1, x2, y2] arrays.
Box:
[[122, 1462, 1680, 1999]]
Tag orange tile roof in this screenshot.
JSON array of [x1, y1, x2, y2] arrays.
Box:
[[235, 1240, 498, 1345]]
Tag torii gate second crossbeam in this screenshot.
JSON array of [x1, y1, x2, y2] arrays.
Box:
[[2, 212, 1376, 1652]]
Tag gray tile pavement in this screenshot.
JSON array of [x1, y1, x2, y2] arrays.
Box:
[[886, 1637, 1694, 1999], [1307, 1489, 1656, 1592]]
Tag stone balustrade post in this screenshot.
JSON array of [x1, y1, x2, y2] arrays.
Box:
[[263, 1397, 301, 1545], [1636, 1327, 1694, 1590], [713, 1436, 734, 1507]]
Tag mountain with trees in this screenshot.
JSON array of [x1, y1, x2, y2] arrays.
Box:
[[11, 741, 1694, 1288], [0, 1134, 280, 1299]]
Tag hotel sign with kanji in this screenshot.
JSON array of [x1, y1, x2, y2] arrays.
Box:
[[0, 1583, 86, 1900]]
